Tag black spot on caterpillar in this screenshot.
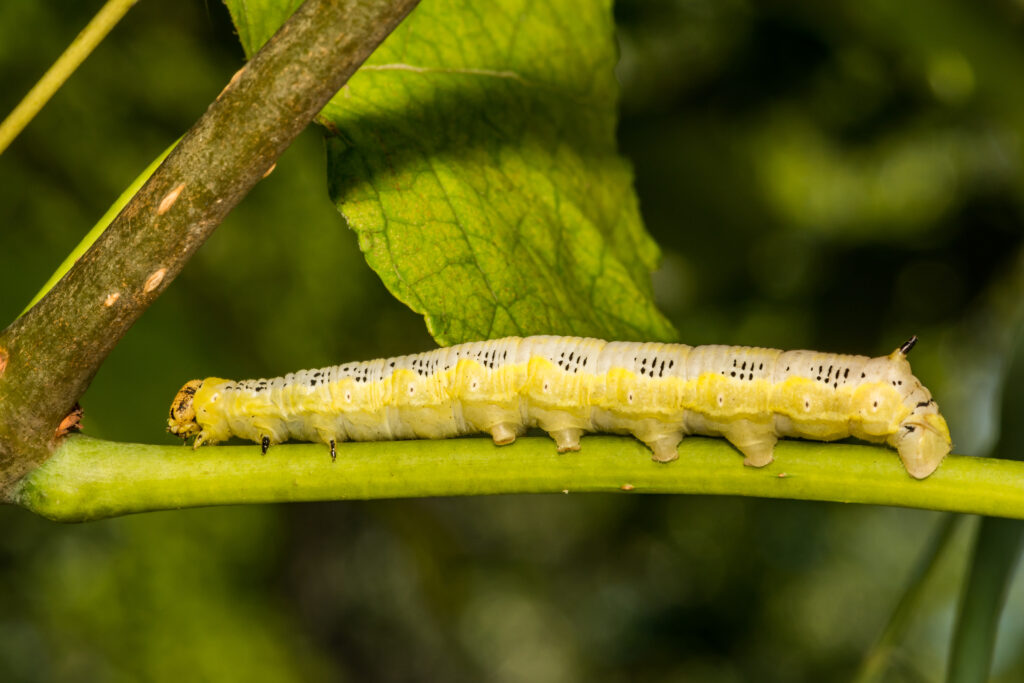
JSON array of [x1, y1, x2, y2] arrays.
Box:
[[168, 336, 952, 479]]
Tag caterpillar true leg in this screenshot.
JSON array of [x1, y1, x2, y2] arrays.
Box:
[[329, 439, 336, 462], [261, 436, 270, 455]]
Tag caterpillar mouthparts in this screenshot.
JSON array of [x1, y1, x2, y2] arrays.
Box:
[[168, 336, 951, 479]]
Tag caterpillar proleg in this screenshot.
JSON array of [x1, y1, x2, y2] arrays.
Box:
[[168, 336, 952, 479]]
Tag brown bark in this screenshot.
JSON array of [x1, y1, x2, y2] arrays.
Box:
[[0, 0, 421, 491]]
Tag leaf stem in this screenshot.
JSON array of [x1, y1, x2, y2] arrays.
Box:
[[8, 435, 1021, 523], [0, 0, 140, 156]]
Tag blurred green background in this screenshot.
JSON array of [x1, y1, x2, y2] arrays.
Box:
[[3, 0, 1024, 680]]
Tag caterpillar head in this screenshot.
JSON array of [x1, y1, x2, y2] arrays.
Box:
[[892, 413, 952, 479], [168, 379, 203, 439]]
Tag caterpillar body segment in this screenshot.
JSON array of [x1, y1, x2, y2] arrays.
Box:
[[167, 336, 952, 479]]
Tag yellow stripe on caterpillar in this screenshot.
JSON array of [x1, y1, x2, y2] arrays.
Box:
[[167, 336, 952, 479]]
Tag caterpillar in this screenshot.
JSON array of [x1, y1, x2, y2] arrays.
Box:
[[167, 336, 952, 479]]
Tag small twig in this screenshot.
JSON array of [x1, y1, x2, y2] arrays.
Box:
[[0, 0, 140, 155], [20, 140, 177, 315]]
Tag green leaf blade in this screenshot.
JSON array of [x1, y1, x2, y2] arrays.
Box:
[[319, 0, 675, 344], [223, 0, 304, 58]]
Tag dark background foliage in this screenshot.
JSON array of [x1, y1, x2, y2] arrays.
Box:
[[2, 1, 1023, 680]]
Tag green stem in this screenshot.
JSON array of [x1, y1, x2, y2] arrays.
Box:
[[853, 515, 962, 683], [0, 0, 140, 155], [8, 435, 1020, 523], [946, 517, 1024, 683], [21, 140, 177, 315]]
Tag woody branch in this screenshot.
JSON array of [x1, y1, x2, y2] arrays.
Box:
[[0, 0, 421, 491]]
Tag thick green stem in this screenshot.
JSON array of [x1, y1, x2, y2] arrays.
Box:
[[8, 435, 1017, 523]]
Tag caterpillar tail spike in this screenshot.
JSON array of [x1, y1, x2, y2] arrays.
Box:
[[166, 336, 952, 479], [898, 335, 918, 356]]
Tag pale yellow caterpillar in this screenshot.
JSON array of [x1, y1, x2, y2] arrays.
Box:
[[167, 336, 952, 478]]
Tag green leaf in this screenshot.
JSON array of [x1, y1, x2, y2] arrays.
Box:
[[223, 0, 304, 58], [224, 0, 676, 345]]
